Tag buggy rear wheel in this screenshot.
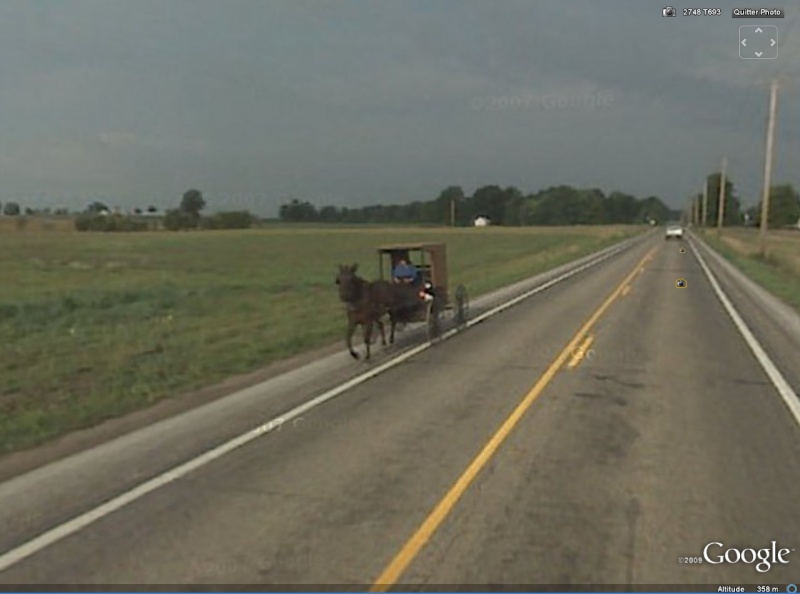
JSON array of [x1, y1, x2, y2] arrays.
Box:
[[454, 284, 469, 327]]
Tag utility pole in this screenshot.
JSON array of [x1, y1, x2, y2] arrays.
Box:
[[450, 197, 456, 226], [759, 79, 779, 257], [702, 178, 708, 227], [693, 192, 700, 226], [717, 156, 727, 236]]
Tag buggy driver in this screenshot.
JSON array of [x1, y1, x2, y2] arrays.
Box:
[[392, 258, 419, 285]]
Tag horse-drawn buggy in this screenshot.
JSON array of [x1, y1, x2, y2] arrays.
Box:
[[376, 242, 469, 341], [335, 242, 469, 360]]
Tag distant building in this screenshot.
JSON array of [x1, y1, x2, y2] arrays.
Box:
[[474, 216, 490, 227]]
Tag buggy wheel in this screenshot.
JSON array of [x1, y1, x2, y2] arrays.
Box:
[[426, 299, 441, 341], [454, 284, 469, 327]]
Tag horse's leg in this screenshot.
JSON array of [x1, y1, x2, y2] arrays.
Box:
[[389, 311, 397, 344], [363, 319, 372, 360], [376, 316, 387, 346], [346, 319, 359, 360]]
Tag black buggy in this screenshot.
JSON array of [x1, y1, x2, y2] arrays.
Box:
[[376, 242, 469, 341]]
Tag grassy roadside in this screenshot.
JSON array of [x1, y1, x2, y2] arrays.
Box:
[[698, 228, 800, 313], [1, 225, 643, 455]]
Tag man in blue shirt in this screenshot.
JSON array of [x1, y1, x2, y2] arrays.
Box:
[[392, 258, 419, 285]]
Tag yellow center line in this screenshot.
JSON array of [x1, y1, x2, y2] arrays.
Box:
[[621, 284, 631, 297], [567, 334, 595, 369], [369, 245, 657, 592]]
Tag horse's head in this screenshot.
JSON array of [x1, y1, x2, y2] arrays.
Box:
[[335, 263, 361, 303]]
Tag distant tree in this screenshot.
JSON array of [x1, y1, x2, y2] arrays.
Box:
[[278, 198, 318, 222], [751, 184, 800, 227], [471, 185, 505, 224], [704, 172, 741, 226], [606, 191, 640, 224], [147, 205, 158, 214], [433, 186, 465, 225], [3, 202, 21, 216], [134, 208, 143, 215], [180, 189, 206, 217], [24, 207, 35, 215], [501, 186, 525, 225], [576, 188, 607, 224], [319, 205, 340, 223], [526, 186, 582, 225], [638, 196, 670, 225]]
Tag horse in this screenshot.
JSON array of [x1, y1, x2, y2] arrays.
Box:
[[366, 279, 421, 344], [335, 264, 390, 360]]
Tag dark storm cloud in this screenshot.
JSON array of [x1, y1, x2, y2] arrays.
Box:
[[0, 0, 797, 214]]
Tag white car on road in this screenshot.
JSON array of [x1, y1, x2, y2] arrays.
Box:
[[665, 224, 684, 240]]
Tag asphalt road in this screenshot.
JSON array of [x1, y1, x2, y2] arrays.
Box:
[[1, 233, 800, 590]]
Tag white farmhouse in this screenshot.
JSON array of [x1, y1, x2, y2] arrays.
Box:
[[474, 216, 490, 227]]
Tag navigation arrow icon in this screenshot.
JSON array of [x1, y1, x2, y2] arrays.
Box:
[[755, 51, 763, 57], [755, 27, 763, 33], [771, 39, 776, 46], [741, 39, 747, 46]]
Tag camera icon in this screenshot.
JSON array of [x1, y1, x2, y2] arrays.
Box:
[[662, 6, 676, 16]]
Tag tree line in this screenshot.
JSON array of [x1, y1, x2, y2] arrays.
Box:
[[279, 177, 800, 228], [3, 174, 797, 230], [279, 185, 680, 226], [690, 173, 800, 228], [0, 203, 70, 216]]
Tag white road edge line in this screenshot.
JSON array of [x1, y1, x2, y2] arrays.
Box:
[[0, 236, 644, 573], [690, 237, 800, 427]]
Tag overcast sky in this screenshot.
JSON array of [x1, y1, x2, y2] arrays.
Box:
[[1, 0, 798, 215]]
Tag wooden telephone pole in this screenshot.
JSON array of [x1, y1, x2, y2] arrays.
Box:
[[759, 79, 779, 257], [716, 156, 727, 236], [702, 178, 708, 227]]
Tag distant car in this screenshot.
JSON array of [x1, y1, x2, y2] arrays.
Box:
[[665, 225, 684, 240]]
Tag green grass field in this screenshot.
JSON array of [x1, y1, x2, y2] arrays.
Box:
[[700, 228, 800, 313], [1, 224, 643, 455]]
